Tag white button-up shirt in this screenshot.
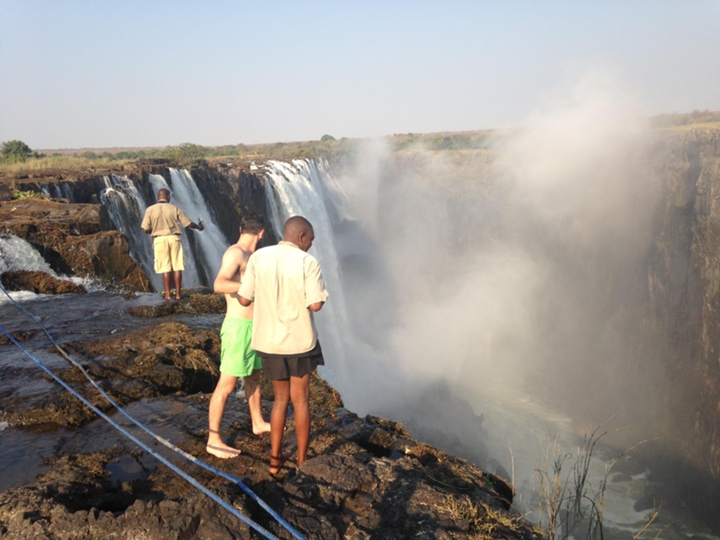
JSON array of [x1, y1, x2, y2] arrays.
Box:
[[239, 241, 329, 355]]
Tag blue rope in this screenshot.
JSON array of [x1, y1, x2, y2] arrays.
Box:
[[0, 285, 306, 540], [0, 323, 280, 540]]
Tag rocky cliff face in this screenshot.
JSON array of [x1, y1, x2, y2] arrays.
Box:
[[5, 139, 720, 523], [648, 130, 720, 488], [0, 160, 269, 291]]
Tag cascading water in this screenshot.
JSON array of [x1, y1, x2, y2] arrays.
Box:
[[43, 182, 75, 202], [99, 175, 161, 290], [96, 169, 228, 290], [262, 158, 719, 540], [0, 234, 87, 303], [262, 159, 355, 387], [146, 169, 228, 287], [0, 234, 57, 277]]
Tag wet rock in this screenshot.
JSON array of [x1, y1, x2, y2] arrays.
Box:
[[0, 328, 39, 345], [0, 322, 221, 428], [0, 392, 540, 540], [1, 270, 86, 295], [0, 199, 150, 291], [127, 289, 226, 318]]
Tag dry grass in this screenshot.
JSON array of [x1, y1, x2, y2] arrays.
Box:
[[0, 155, 133, 174], [446, 495, 530, 539], [655, 121, 720, 133]]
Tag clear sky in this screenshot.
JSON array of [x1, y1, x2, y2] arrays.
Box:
[[1, 1, 719, 150]]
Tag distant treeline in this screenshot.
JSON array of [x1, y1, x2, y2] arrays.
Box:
[[650, 110, 720, 129], [0, 131, 498, 173], [3, 111, 718, 173]]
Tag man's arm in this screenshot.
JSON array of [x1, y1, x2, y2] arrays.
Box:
[[140, 209, 152, 234], [237, 254, 257, 307], [213, 248, 242, 295], [177, 207, 204, 231], [304, 256, 329, 312]]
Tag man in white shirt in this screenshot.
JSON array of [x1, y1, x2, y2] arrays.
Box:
[[239, 216, 329, 474]]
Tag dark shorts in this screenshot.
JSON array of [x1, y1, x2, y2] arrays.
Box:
[[259, 342, 324, 380]]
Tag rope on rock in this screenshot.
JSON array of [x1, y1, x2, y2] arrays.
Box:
[[0, 285, 306, 540]]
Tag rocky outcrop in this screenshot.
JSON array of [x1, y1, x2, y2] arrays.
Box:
[[0, 292, 538, 539], [189, 162, 273, 245], [0, 374, 538, 540], [0, 270, 86, 295], [0, 198, 149, 291], [0, 160, 270, 291]]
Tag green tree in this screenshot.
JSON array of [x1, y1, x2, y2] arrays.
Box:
[[320, 134, 336, 142], [1, 140, 33, 163]]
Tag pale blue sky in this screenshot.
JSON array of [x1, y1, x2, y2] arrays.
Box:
[[1, 1, 719, 149]]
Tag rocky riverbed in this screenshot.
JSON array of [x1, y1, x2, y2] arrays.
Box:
[[0, 284, 540, 539]]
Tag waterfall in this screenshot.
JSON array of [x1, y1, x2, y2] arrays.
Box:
[[99, 175, 162, 291], [262, 159, 355, 387], [146, 169, 228, 287], [43, 183, 75, 202], [0, 234, 57, 276]]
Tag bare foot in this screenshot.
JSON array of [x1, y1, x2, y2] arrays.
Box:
[[269, 453, 290, 475], [175, 295, 182, 300], [163, 295, 172, 301], [206, 442, 241, 459], [252, 421, 272, 435]]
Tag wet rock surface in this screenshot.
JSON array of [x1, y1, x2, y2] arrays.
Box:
[[0, 198, 150, 291], [0, 293, 538, 539], [0, 381, 538, 540], [126, 287, 226, 318], [1, 270, 86, 295]]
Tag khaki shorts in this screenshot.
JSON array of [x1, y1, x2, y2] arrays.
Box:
[[153, 235, 184, 273]]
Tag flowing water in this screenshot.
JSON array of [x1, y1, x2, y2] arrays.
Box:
[[259, 159, 720, 540], [2, 159, 719, 538], [100, 175, 159, 290]]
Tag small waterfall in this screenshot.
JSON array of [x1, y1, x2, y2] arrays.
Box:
[[0, 234, 57, 276], [263, 159, 354, 387], [43, 183, 75, 202], [99, 175, 162, 291]]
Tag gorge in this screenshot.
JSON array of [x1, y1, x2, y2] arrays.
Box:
[[2, 117, 720, 538]]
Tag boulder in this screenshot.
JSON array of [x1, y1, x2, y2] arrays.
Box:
[[0, 199, 150, 291], [0, 270, 86, 294]]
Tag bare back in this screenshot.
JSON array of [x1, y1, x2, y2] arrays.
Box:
[[217, 244, 254, 319]]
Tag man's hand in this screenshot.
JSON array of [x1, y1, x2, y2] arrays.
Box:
[[308, 301, 324, 312]]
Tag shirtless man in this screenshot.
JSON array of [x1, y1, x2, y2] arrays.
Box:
[[206, 217, 269, 459]]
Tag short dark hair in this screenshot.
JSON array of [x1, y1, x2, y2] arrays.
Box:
[[241, 215, 265, 235]]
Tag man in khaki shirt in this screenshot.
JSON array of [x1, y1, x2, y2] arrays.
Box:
[[239, 216, 328, 474], [141, 188, 204, 300]]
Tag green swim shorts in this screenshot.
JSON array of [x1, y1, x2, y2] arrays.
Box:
[[219, 318, 262, 378]]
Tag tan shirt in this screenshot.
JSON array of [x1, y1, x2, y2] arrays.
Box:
[[239, 241, 329, 355], [141, 201, 193, 237]]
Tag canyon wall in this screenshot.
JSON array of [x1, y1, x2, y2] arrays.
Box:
[[648, 130, 720, 482], [3, 135, 720, 499]]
